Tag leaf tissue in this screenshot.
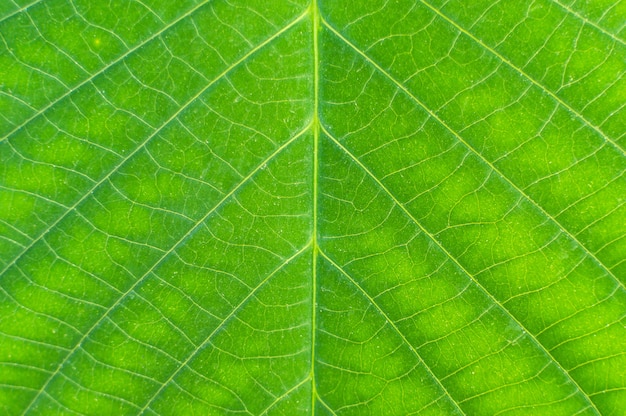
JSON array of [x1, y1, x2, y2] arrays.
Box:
[[0, 0, 625, 414]]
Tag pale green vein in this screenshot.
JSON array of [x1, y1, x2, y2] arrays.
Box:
[[417, 0, 626, 156], [0, 281, 81, 336], [0, 0, 44, 25], [456, 362, 555, 404], [318, 249, 466, 416], [40, 388, 88, 416], [20, 124, 311, 415], [322, 18, 626, 293], [0, 0, 214, 142], [21, 11, 92, 77], [0, 10, 309, 285], [550, 0, 626, 47], [0, 331, 70, 353], [66, 1, 130, 50], [0, 89, 35, 112], [0, 33, 71, 89], [490, 390, 586, 416], [138, 244, 311, 414], [316, 395, 338, 416], [322, 125, 602, 415], [0, 235, 25, 249], [259, 376, 310, 416], [166, 373, 250, 415], [0, 184, 70, 209], [0, 2, 622, 414], [56, 372, 142, 411], [589, 386, 626, 397], [311, 0, 320, 415]]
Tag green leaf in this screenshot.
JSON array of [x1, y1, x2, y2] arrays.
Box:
[[1, 0, 625, 414]]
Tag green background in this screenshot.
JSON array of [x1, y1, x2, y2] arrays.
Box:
[[0, 0, 625, 414]]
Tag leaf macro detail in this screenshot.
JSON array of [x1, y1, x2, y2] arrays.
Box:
[[0, 0, 625, 415]]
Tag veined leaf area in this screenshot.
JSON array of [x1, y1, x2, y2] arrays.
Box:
[[0, 0, 624, 414]]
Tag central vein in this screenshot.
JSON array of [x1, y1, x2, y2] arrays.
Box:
[[310, 0, 320, 412]]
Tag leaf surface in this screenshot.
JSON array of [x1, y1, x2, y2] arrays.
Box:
[[0, 0, 625, 415]]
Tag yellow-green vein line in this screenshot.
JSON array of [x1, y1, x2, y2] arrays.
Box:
[[311, 0, 320, 413]]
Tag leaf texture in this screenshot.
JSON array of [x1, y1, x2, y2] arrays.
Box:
[[0, 0, 625, 415]]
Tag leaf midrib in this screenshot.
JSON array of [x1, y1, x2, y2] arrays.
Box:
[[310, 0, 320, 413]]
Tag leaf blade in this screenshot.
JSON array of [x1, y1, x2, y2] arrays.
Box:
[[1, 0, 625, 414]]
